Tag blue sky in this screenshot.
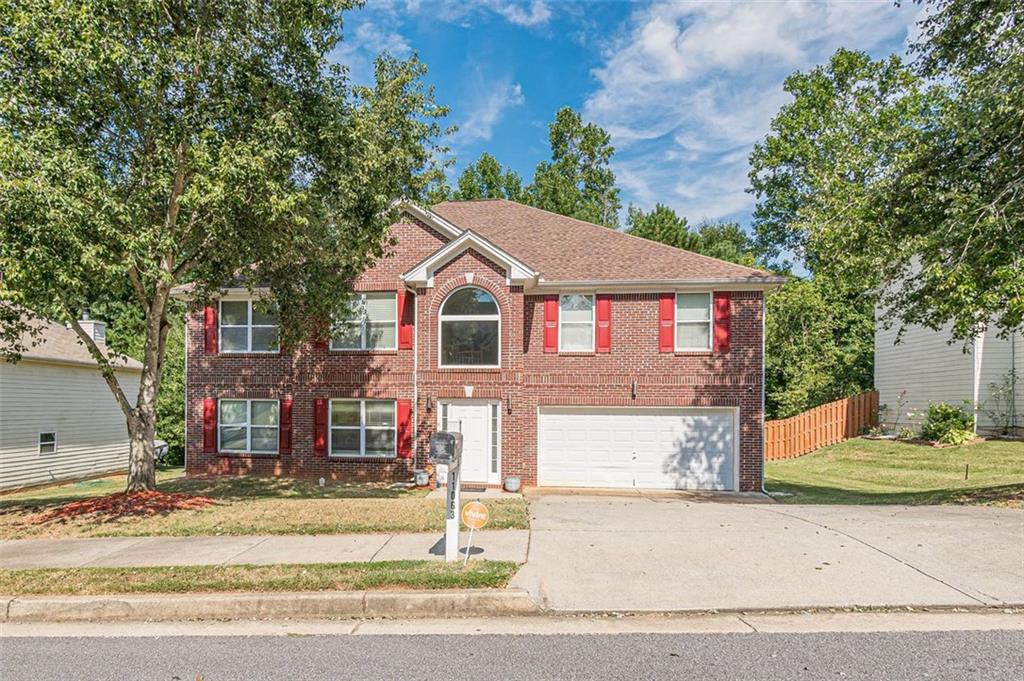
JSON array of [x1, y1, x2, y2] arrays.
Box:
[[334, 0, 926, 228]]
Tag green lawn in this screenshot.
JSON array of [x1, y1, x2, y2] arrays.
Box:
[[766, 438, 1024, 506], [0, 468, 530, 539], [0, 560, 518, 596]]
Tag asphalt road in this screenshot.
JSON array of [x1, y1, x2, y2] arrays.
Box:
[[2, 631, 1022, 680]]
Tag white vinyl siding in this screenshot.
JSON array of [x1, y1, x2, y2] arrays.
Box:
[[675, 292, 712, 351], [559, 294, 595, 352], [0, 361, 141, 491], [875, 318, 1023, 432], [329, 399, 397, 457], [219, 300, 279, 353], [331, 293, 398, 351]]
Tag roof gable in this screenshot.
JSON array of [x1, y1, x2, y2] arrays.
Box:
[[401, 229, 538, 287]]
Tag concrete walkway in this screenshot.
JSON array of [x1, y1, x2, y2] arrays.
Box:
[[0, 531, 529, 569], [511, 492, 1024, 613]]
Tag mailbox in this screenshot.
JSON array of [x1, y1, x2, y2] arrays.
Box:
[[429, 431, 463, 466]]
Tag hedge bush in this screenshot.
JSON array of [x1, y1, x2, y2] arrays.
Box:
[[919, 402, 975, 445]]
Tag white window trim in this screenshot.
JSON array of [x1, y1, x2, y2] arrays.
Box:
[[218, 399, 280, 454], [328, 399, 398, 458], [437, 286, 501, 369], [219, 300, 280, 354], [38, 431, 57, 455], [674, 291, 713, 351], [330, 293, 399, 351], [558, 293, 596, 353]]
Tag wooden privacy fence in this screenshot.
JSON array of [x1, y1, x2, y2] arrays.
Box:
[[765, 390, 879, 461]]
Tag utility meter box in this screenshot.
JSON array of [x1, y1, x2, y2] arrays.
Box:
[[430, 431, 463, 466]]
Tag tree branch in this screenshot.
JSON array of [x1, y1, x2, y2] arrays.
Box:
[[128, 264, 150, 309], [61, 306, 136, 420]]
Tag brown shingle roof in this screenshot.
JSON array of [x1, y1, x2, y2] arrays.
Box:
[[431, 199, 783, 284], [13, 315, 143, 371]]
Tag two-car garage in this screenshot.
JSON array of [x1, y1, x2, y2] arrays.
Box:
[[537, 407, 739, 491]]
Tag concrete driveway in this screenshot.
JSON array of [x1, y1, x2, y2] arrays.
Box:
[[510, 492, 1024, 613]]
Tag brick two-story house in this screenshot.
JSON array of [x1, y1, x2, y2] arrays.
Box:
[[174, 200, 784, 492]]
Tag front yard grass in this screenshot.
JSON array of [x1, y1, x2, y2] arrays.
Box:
[[766, 438, 1024, 507], [0, 469, 530, 540], [0, 560, 518, 596]]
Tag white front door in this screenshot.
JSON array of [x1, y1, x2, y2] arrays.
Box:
[[440, 401, 499, 484]]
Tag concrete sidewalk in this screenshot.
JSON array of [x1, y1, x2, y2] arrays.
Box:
[[0, 530, 529, 569]]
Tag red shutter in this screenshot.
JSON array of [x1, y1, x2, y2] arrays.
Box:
[[713, 292, 731, 352], [543, 295, 558, 353], [396, 399, 413, 459], [314, 337, 329, 349], [596, 294, 612, 353], [279, 398, 293, 454], [202, 398, 217, 452], [398, 290, 414, 349], [658, 293, 675, 353], [203, 306, 218, 355], [313, 398, 327, 457]]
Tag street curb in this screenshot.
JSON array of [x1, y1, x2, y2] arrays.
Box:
[[1, 589, 541, 623]]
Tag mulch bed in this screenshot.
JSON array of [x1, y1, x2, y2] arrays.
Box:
[[37, 491, 217, 522]]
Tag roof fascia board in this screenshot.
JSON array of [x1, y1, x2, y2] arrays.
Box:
[[395, 200, 463, 240], [525, 278, 787, 294]]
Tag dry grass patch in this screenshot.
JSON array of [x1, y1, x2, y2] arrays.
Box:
[[0, 469, 530, 539], [0, 560, 518, 596]]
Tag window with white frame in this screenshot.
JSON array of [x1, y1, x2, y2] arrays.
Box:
[[559, 294, 595, 351], [329, 399, 396, 457], [219, 300, 279, 353], [439, 287, 500, 367], [675, 292, 712, 350], [38, 432, 57, 454], [331, 293, 397, 350], [218, 399, 279, 453]]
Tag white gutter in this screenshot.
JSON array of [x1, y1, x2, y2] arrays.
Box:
[[761, 294, 768, 496], [972, 327, 985, 434], [527, 278, 787, 294]]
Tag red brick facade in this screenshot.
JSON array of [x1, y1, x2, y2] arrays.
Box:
[[184, 215, 766, 491]]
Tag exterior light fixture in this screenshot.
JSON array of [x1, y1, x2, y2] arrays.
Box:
[[506, 392, 513, 414], [426, 394, 434, 412], [631, 381, 637, 399]]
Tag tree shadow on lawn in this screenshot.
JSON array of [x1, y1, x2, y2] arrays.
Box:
[[766, 479, 1024, 506], [162, 475, 418, 501]]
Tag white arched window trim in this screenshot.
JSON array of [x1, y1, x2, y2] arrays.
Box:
[[437, 286, 501, 369]]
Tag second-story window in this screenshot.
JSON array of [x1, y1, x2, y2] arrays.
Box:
[[439, 286, 499, 367], [331, 293, 397, 351], [675, 292, 712, 350], [559, 294, 594, 352], [220, 300, 279, 353]]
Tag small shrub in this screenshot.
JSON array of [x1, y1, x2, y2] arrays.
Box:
[[920, 402, 975, 445], [897, 427, 917, 440]]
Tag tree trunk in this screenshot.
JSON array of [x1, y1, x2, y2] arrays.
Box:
[[126, 411, 157, 493]]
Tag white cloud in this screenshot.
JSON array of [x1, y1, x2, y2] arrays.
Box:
[[433, 0, 553, 28], [331, 19, 412, 85], [457, 81, 526, 144], [484, 0, 552, 27], [585, 0, 917, 221]]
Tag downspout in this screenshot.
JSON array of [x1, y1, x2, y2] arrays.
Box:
[[972, 328, 985, 435], [761, 294, 768, 495], [1012, 330, 1018, 433], [182, 306, 189, 473], [411, 287, 418, 469]]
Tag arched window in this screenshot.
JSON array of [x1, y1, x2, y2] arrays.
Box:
[[439, 287, 500, 367]]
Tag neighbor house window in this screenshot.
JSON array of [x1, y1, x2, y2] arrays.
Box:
[[439, 287, 499, 367], [675, 292, 712, 350], [219, 399, 279, 453], [331, 293, 397, 350], [38, 432, 56, 454], [559, 294, 595, 352], [329, 399, 396, 457], [220, 300, 279, 353]]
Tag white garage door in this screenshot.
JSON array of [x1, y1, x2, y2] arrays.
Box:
[[538, 407, 737, 490]]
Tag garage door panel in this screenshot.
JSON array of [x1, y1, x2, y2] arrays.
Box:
[[539, 407, 736, 491]]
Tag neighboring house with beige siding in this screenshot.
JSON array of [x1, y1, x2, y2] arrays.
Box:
[[0, 315, 142, 491], [875, 317, 1023, 435]]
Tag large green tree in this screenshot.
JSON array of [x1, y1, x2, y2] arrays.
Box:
[[452, 152, 525, 201], [529, 107, 621, 228], [0, 0, 447, 492], [625, 203, 696, 250]]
